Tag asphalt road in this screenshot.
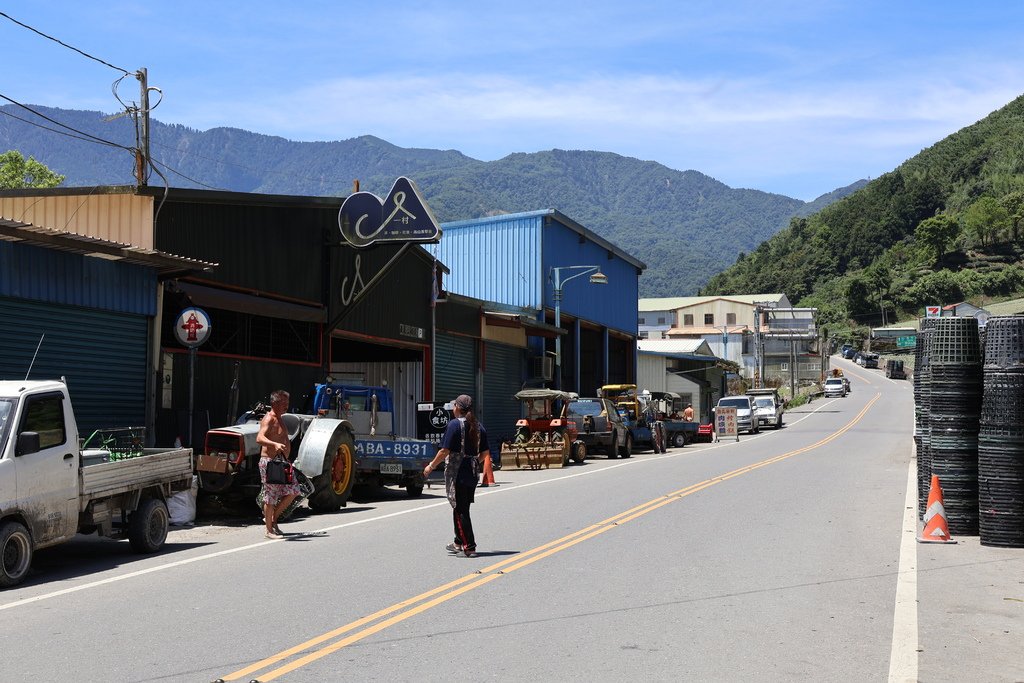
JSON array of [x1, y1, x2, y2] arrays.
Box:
[[1, 359, 1021, 682]]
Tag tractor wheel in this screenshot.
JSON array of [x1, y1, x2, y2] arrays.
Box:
[[310, 429, 355, 512], [672, 432, 686, 449], [128, 497, 169, 553], [0, 521, 33, 587]]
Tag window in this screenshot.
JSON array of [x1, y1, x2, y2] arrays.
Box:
[[780, 362, 789, 371], [726, 312, 736, 325], [20, 393, 67, 449], [638, 316, 645, 325], [683, 314, 694, 326], [704, 313, 714, 325], [657, 316, 666, 324], [639, 331, 649, 339]]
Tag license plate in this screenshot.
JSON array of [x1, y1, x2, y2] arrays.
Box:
[[380, 463, 402, 474]]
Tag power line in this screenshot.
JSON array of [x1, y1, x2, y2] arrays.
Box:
[[0, 94, 133, 151], [0, 106, 129, 149], [149, 156, 226, 191], [0, 10, 131, 75]]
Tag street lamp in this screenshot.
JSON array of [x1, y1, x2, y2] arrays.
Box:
[[551, 265, 608, 390]]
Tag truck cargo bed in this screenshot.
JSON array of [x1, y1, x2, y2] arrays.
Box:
[[79, 448, 193, 501]]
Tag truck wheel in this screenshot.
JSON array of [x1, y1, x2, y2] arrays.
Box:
[[619, 434, 633, 458], [310, 430, 356, 512], [672, 432, 686, 449], [571, 441, 587, 464], [406, 483, 424, 497], [0, 521, 33, 587], [128, 498, 169, 553], [606, 430, 618, 459]]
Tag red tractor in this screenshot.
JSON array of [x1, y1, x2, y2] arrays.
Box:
[[501, 389, 586, 468]]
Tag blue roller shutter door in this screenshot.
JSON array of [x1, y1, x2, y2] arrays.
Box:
[[434, 333, 477, 403], [482, 342, 524, 446], [0, 297, 148, 434]]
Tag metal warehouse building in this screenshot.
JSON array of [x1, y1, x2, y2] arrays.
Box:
[[430, 209, 645, 399]]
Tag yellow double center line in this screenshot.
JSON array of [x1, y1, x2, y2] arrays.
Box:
[[223, 392, 881, 682]]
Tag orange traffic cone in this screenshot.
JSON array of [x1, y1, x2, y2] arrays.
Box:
[[480, 453, 496, 487], [918, 474, 957, 544]]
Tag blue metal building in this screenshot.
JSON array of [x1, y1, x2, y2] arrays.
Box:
[[432, 209, 645, 396]]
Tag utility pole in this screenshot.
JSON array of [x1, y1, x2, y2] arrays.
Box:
[[135, 67, 151, 186], [752, 306, 761, 389]]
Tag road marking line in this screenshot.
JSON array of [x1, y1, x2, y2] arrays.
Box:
[[0, 391, 857, 614], [888, 448, 919, 682], [223, 393, 882, 682]]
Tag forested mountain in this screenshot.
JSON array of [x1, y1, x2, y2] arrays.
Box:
[[0, 105, 859, 296], [704, 94, 1024, 333]]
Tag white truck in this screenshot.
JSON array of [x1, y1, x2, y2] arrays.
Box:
[[0, 380, 193, 588]]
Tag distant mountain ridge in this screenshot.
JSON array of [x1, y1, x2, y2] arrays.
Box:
[[0, 104, 861, 295]]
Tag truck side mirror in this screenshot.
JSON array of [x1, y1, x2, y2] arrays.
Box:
[[16, 431, 41, 456]]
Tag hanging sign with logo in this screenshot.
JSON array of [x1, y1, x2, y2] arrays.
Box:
[[338, 176, 442, 249], [173, 307, 212, 348], [925, 305, 941, 318], [417, 402, 453, 447]]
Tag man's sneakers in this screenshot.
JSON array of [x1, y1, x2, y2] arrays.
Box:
[[446, 542, 478, 557]]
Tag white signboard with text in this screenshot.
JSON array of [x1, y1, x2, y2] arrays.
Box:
[[716, 406, 738, 441]]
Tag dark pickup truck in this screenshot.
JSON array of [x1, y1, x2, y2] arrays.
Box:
[[565, 397, 631, 458]]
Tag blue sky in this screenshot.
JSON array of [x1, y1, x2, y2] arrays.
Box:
[[4, 1, 1024, 200]]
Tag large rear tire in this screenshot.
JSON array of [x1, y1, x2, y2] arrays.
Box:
[[0, 520, 33, 587], [309, 429, 356, 512], [672, 432, 686, 449], [128, 497, 169, 553]]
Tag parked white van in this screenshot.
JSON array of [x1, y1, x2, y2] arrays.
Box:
[[715, 395, 759, 434]]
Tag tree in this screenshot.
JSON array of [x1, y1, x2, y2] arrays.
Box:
[[915, 214, 960, 263], [0, 151, 65, 189], [1000, 190, 1024, 242], [963, 196, 1010, 247]]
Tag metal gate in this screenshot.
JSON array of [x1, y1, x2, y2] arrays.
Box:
[[434, 333, 477, 403], [483, 341, 525, 445], [0, 296, 148, 434]]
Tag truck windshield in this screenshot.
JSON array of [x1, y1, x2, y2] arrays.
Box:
[[753, 398, 773, 408], [569, 401, 603, 417], [0, 398, 15, 451], [718, 398, 749, 408]]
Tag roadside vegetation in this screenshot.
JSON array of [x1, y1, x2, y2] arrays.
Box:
[[703, 94, 1024, 339]]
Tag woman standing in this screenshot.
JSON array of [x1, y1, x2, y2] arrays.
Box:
[[423, 394, 490, 558]]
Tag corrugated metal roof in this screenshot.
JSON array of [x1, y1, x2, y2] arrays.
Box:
[[0, 217, 216, 275], [442, 209, 646, 271]]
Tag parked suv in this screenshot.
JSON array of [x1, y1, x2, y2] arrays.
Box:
[[747, 388, 784, 429], [566, 397, 631, 458], [715, 395, 759, 434]]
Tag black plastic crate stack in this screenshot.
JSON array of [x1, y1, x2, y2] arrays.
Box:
[[979, 315, 1024, 547], [914, 321, 936, 517], [927, 317, 983, 534]]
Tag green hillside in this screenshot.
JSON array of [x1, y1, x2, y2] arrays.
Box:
[[704, 94, 1024, 335], [0, 105, 859, 297]]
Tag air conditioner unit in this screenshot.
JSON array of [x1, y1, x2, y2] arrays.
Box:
[[530, 355, 554, 380]]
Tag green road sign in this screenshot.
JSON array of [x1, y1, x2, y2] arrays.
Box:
[[897, 335, 916, 349]]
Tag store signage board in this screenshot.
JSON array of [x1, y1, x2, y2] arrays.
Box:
[[925, 305, 941, 318], [716, 406, 738, 442], [338, 176, 442, 248]]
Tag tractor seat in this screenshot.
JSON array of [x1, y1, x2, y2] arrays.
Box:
[[280, 413, 304, 442]]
